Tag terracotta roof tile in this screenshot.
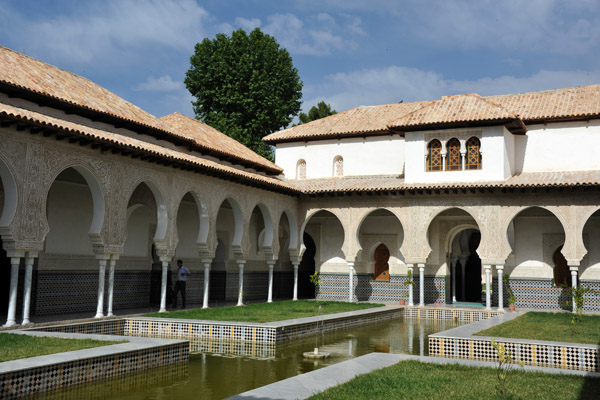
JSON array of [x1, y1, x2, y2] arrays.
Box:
[[160, 113, 280, 173], [0, 45, 280, 174], [265, 85, 600, 144], [387, 94, 518, 129], [0, 102, 297, 194], [290, 171, 600, 194], [263, 102, 427, 143]]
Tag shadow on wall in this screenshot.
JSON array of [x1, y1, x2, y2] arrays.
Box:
[[355, 275, 373, 302], [298, 232, 316, 299]]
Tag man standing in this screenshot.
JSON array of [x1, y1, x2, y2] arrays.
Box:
[[173, 260, 191, 309]]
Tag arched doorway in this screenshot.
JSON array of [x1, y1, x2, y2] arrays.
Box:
[[213, 198, 243, 302], [373, 244, 390, 281], [553, 245, 570, 287], [427, 208, 481, 306], [210, 238, 227, 302], [275, 212, 293, 300], [123, 182, 160, 309], [298, 232, 316, 298], [448, 229, 482, 303]]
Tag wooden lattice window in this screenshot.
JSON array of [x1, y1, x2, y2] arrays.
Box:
[[446, 138, 461, 171], [466, 137, 482, 170], [427, 140, 442, 172]]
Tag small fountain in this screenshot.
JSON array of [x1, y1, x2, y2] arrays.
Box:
[[303, 305, 330, 359]]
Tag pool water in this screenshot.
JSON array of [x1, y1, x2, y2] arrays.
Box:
[[34, 318, 460, 399]]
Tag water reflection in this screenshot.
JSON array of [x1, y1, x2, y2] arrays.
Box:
[[34, 318, 460, 400]]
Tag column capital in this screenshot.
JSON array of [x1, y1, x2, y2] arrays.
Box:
[[95, 253, 111, 261], [495, 264, 505, 271], [201, 258, 213, 264], [569, 266, 579, 272], [236, 259, 246, 266], [483, 264, 492, 271]]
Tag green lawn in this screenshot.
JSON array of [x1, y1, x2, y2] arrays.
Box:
[[0, 333, 124, 362], [309, 360, 600, 400], [143, 300, 383, 323], [475, 312, 600, 345]]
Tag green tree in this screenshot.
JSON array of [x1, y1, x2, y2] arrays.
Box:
[[185, 28, 303, 160], [297, 101, 337, 125]]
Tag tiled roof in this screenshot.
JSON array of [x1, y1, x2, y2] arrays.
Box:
[[489, 85, 600, 122], [0, 102, 298, 194], [0, 45, 280, 175], [263, 102, 427, 144], [265, 85, 600, 144], [160, 113, 281, 173], [290, 171, 600, 194], [387, 94, 519, 130]]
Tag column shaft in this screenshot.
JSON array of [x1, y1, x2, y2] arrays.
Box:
[[107, 257, 117, 317], [418, 263, 425, 307], [484, 265, 491, 310], [159, 261, 168, 312], [4, 258, 21, 327], [22, 256, 35, 324], [570, 267, 579, 314], [348, 262, 354, 302], [497, 267, 504, 311], [267, 261, 275, 303], [202, 261, 211, 309], [292, 262, 299, 301], [237, 261, 245, 306], [95, 258, 107, 318]]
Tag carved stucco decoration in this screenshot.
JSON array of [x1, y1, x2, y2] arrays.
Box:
[[543, 233, 589, 270]]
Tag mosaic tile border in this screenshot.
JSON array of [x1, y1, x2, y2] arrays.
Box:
[[403, 308, 502, 322], [317, 274, 446, 304], [429, 314, 600, 372], [123, 307, 404, 344], [429, 336, 599, 372], [0, 332, 188, 399]]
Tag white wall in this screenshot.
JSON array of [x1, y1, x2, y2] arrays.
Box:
[[404, 126, 513, 184], [123, 206, 155, 257], [275, 135, 404, 179], [517, 120, 600, 172]]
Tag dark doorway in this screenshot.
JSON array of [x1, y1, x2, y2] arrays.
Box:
[[298, 232, 316, 299], [0, 238, 10, 313], [553, 245, 571, 287], [209, 239, 227, 301]]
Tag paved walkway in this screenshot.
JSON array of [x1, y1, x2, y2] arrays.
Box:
[[228, 352, 600, 400]]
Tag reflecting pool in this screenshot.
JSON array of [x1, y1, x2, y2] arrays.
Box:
[[34, 318, 461, 400]]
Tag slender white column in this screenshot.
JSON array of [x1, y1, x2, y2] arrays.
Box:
[[408, 264, 414, 306], [159, 260, 169, 312], [570, 266, 578, 313], [484, 265, 491, 310], [418, 263, 425, 307], [202, 260, 211, 309], [460, 151, 466, 170], [292, 261, 299, 301], [459, 255, 468, 301], [348, 261, 354, 302], [106, 256, 117, 317], [4, 257, 21, 327], [451, 256, 457, 303], [237, 260, 245, 306], [267, 260, 275, 303], [497, 266, 504, 311], [21, 255, 36, 324], [95, 258, 107, 318]]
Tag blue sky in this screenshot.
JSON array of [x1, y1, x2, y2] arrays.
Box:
[[1, 0, 599, 120]]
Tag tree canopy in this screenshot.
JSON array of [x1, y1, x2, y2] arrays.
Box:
[[185, 28, 303, 161], [297, 101, 337, 125]]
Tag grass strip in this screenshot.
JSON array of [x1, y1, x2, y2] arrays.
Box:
[[0, 332, 124, 362], [143, 300, 383, 322], [475, 312, 600, 345], [309, 360, 600, 400]]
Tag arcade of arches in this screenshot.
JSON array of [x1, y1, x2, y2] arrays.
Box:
[[2, 137, 600, 327]]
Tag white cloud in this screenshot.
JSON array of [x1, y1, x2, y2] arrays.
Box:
[[134, 75, 183, 92], [234, 17, 262, 31], [6, 0, 209, 63], [262, 13, 357, 55], [306, 66, 600, 112]]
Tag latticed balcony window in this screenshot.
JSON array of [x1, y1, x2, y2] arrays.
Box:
[[427, 139, 442, 171], [466, 137, 482, 170], [446, 138, 461, 171]]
